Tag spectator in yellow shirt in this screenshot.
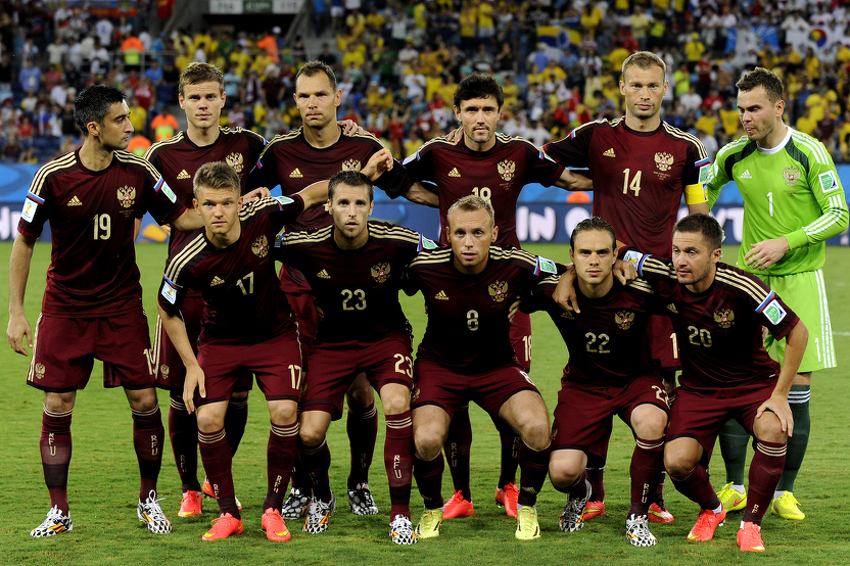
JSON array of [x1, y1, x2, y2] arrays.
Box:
[[684, 33, 705, 69], [796, 108, 817, 136], [580, 3, 603, 38]]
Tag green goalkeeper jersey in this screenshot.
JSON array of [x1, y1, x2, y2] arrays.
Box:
[[707, 127, 849, 276]]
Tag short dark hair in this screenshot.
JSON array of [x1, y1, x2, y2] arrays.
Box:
[[193, 161, 241, 199], [736, 66, 784, 103], [447, 194, 495, 228], [295, 60, 337, 91], [570, 216, 616, 251], [74, 84, 126, 136], [179, 61, 224, 96], [328, 170, 374, 203], [453, 73, 504, 110], [673, 213, 723, 250]]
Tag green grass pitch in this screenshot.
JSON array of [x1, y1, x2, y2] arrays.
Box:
[[0, 241, 848, 565]]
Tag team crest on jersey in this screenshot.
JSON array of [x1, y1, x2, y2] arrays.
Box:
[[341, 159, 362, 172], [783, 166, 802, 187], [252, 235, 269, 258], [655, 152, 674, 172], [34, 363, 45, 380], [615, 310, 635, 330], [117, 186, 137, 208], [488, 280, 508, 303], [226, 152, 244, 173], [714, 309, 735, 328], [371, 262, 391, 283], [497, 160, 516, 182], [160, 365, 170, 378]]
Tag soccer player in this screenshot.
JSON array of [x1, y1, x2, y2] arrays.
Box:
[[145, 61, 268, 519], [406, 195, 560, 541], [706, 67, 848, 521], [622, 213, 807, 553], [543, 51, 711, 523], [528, 217, 668, 547], [250, 60, 437, 519], [156, 162, 326, 542], [384, 72, 589, 520], [278, 170, 434, 545], [7, 84, 204, 537]]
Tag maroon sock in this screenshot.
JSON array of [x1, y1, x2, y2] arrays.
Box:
[[628, 436, 664, 516], [566, 472, 589, 498], [586, 467, 605, 501], [225, 396, 249, 457], [491, 414, 519, 489], [264, 421, 299, 511], [517, 442, 550, 507], [41, 409, 73, 514], [346, 402, 378, 489], [669, 463, 721, 511], [198, 427, 239, 518], [655, 471, 668, 504], [301, 437, 332, 502], [132, 405, 164, 500], [413, 453, 445, 509], [167, 395, 200, 492], [744, 439, 787, 525], [444, 406, 472, 500], [385, 411, 413, 518]]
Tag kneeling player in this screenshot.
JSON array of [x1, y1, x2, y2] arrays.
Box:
[[406, 196, 560, 541], [157, 162, 326, 541], [278, 170, 433, 544], [529, 217, 668, 546], [622, 214, 807, 553]]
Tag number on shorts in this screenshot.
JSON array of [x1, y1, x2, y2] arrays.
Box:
[[522, 335, 532, 363], [393, 353, 413, 378], [652, 385, 670, 408], [341, 288, 367, 311], [585, 332, 611, 353], [467, 309, 479, 331], [288, 364, 302, 390]]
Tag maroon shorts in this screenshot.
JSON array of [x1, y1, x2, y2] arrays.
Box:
[[648, 314, 682, 372], [412, 358, 540, 419], [194, 328, 302, 407], [155, 294, 252, 394], [667, 378, 778, 464], [551, 374, 670, 467], [28, 312, 156, 392], [302, 334, 413, 419], [510, 310, 532, 372]]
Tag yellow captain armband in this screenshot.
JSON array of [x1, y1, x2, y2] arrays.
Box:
[[684, 183, 708, 205]]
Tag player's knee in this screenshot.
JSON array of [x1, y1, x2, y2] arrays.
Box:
[[549, 464, 583, 491], [127, 387, 159, 413], [299, 425, 326, 448], [230, 391, 248, 402], [631, 406, 668, 439], [414, 428, 443, 461], [196, 410, 224, 433], [382, 394, 410, 416], [268, 401, 298, 425], [663, 446, 695, 477], [346, 380, 375, 409], [519, 418, 551, 451], [754, 416, 788, 444]]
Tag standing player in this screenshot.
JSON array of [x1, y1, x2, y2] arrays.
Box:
[[156, 162, 326, 542], [145, 61, 269, 519], [7, 84, 203, 537], [528, 217, 669, 547], [623, 213, 807, 553], [543, 51, 711, 522], [384, 73, 588, 520], [406, 196, 560, 541], [279, 170, 434, 545], [251, 60, 437, 519], [706, 67, 848, 521]]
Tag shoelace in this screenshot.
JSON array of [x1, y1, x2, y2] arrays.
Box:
[[144, 490, 169, 521]]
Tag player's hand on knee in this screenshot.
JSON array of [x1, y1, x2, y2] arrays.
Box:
[[6, 314, 32, 356], [756, 394, 794, 438]]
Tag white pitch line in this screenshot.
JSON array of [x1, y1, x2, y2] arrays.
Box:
[[834, 332, 850, 336]]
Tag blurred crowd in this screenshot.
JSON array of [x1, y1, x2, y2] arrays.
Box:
[[4, 0, 850, 165]]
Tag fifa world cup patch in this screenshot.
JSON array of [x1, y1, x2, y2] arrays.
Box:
[[274, 196, 294, 207], [419, 235, 438, 250], [623, 250, 643, 265], [818, 170, 840, 193], [160, 280, 178, 304], [21, 198, 38, 222], [761, 298, 787, 325], [535, 256, 557, 275]]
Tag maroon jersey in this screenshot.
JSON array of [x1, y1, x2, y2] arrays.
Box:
[[145, 127, 267, 253], [251, 129, 409, 233], [19, 149, 184, 318], [278, 222, 435, 343], [406, 246, 560, 372], [543, 119, 709, 256], [527, 276, 660, 386], [388, 134, 564, 248], [158, 195, 304, 344], [635, 254, 800, 389]]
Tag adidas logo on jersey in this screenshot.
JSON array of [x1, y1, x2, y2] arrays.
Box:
[[290, 168, 303, 178], [667, 303, 678, 314], [177, 169, 191, 180], [448, 168, 461, 178], [317, 269, 331, 279], [67, 196, 83, 206], [603, 148, 616, 157], [435, 290, 449, 300], [739, 169, 752, 179], [210, 276, 225, 286]]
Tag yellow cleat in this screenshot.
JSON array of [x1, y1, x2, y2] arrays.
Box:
[[416, 508, 443, 539], [771, 491, 805, 520], [717, 482, 747, 512], [515, 505, 542, 541]]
